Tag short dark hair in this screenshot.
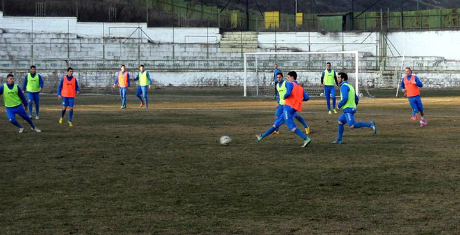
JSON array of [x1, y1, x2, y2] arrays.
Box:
[[338, 72, 348, 80], [326, 62, 331, 65], [30, 65, 36, 69], [276, 72, 283, 77], [7, 74, 14, 78], [287, 71, 297, 80], [139, 64, 144, 68], [67, 67, 73, 72], [405, 67, 412, 71], [121, 65, 126, 68]]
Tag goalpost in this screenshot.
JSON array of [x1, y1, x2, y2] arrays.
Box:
[[243, 51, 360, 97]]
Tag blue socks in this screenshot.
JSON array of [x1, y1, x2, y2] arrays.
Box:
[[35, 103, 39, 116], [28, 103, 33, 116], [293, 128, 308, 140], [354, 122, 372, 128], [295, 116, 308, 128], [337, 124, 344, 142], [24, 116, 35, 129], [137, 94, 144, 103], [261, 126, 276, 138], [61, 109, 66, 118], [10, 120, 23, 128], [69, 110, 74, 121]]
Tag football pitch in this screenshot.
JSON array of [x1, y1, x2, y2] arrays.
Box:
[[1, 87, 460, 234]]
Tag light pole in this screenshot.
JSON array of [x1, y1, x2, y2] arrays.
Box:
[[295, 0, 298, 13]]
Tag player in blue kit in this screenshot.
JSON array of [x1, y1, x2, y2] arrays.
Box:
[[257, 71, 312, 147], [321, 62, 339, 114], [0, 74, 41, 133], [401, 67, 427, 127], [22, 65, 44, 119], [133, 65, 152, 108], [57, 67, 80, 127], [273, 72, 310, 135], [333, 72, 376, 144]]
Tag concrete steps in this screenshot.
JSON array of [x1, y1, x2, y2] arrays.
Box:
[[219, 32, 258, 53]]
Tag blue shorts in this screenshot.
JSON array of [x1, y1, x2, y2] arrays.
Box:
[[62, 97, 75, 107], [275, 104, 284, 118], [284, 105, 298, 130], [408, 96, 424, 113], [27, 92, 40, 103], [6, 105, 29, 121], [338, 110, 356, 126]]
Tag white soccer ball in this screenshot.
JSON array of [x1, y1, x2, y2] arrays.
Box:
[[220, 136, 232, 145], [359, 93, 364, 98], [320, 92, 324, 97]]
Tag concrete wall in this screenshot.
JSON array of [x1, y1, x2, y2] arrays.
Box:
[[386, 31, 460, 61], [1, 70, 459, 92], [258, 32, 378, 56], [0, 11, 221, 44], [258, 31, 460, 60]]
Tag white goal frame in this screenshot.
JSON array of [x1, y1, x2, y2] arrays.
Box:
[[243, 51, 360, 97]]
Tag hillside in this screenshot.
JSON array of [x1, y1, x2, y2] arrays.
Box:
[[203, 0, 460, 13]]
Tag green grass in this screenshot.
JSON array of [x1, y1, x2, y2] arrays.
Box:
[[1, 87, 460, 234]]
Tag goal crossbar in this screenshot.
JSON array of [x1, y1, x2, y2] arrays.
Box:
[[243, 51, 359, 97]]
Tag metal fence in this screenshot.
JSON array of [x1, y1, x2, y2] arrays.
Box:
[[3, 0, 460, 32]]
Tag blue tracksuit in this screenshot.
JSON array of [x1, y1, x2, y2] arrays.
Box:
[[23, 73, 44, 116], [321, 69, 338, 111], [133, 71, 152, 106], [336, 81, 373, 142], [114, 71, 131, 108], [400, 75, 424, 114]]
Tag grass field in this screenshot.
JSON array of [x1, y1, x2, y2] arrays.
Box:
[[1, 87, 460, 234]]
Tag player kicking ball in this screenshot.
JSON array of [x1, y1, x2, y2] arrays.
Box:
[[58, 67, 80, 127], [401, 67, 427, 127], [0, 74, 41, 133], [256, 71, 312, 148], [332, 72, 376, 144]]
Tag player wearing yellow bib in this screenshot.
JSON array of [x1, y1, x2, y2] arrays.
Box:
[[22, 65, 44, 119], [0, 74, 41, 133], [321, 62, 339, 114], [333, 72, 375, 144], [133, 65, 152, 108]]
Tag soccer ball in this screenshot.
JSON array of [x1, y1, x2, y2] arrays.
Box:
[[219, 136, 232, 145], [320, 92, 324, 97]]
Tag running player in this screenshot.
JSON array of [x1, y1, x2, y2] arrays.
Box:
[[333, 72, 376, 144], [257, 71, 312, 147], [401, 67, 427, 127], [273, 72, 310, 135]]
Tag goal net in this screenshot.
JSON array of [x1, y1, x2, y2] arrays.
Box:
[[243, 51, 365, 97]]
